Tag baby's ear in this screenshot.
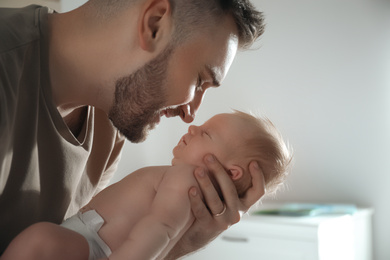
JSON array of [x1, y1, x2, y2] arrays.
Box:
[[228, 165, 244, 181]]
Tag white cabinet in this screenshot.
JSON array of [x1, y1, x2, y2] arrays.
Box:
[[184, 207, 373, 260]]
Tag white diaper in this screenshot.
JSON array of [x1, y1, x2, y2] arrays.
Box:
[[61, 210, 112, 260]]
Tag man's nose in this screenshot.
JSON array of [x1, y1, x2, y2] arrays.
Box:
[[179, 104, 194, 123], [179, 91, 205, 123]]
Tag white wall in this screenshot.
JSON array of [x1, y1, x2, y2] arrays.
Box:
[[60, 0, 86, 12], [0, 0, 60, 9], [3, 0, 389, 259], [115, 1, 390, 259]]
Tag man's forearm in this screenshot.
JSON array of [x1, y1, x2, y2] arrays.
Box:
[[163, 241, 188, 260], [163, 230, 214, 260]]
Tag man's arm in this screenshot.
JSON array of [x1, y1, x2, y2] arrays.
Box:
[[108, 165, 197, 260], [165, 155, 265, 259]]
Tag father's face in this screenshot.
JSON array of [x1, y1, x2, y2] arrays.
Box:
[[109, 16, 239, 143]]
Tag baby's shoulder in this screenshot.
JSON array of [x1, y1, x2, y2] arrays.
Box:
[[120, 165, 170, 186], [130, 165, 170, 176], [149, 164, 202, 200], [161, 164, 198, 185], [167, 164, 197, 175]]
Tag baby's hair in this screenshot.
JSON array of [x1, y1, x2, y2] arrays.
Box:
[[231, 110, 293, 197]]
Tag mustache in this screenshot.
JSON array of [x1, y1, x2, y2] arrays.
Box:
[[162, 107, 181, 117], [162, 104, 191, 121]]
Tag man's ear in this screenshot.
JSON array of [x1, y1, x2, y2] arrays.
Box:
[[138, 0, 172, 52], [228, 165, 244, 181]]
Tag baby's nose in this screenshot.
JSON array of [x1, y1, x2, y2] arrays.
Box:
[[188, 125, 198, 135]]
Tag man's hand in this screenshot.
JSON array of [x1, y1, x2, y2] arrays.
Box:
[[165, 154, 265, 259]]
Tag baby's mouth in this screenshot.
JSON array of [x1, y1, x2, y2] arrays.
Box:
[[179, 134, 188, 145]]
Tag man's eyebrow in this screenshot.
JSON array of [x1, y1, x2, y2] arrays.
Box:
[[205, 65, 221, 87]]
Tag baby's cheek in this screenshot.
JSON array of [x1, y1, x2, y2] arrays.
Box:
[[187, 151, 205, 167]]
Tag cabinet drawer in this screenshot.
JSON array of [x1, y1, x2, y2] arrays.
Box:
[[185, 234, 318, 260], [184, 207, 373, 260]]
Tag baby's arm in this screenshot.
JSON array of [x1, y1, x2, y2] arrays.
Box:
[[108, 165, 197, 260]]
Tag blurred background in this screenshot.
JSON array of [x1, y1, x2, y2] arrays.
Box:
[[1, 0, 389, 259]]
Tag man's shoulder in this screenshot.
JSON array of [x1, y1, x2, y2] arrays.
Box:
[[0, 5, 44, 53]]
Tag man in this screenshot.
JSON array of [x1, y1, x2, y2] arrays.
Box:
[[0, 0, 265, 258]]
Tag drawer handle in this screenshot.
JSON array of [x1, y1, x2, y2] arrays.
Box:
[[221, 235, 249, 243]]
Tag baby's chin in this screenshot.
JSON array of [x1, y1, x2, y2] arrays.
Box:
[[171, 158, 178, 166], [171, 157, 185, 166]]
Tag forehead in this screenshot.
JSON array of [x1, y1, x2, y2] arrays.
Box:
[[204, 114, 247, 138], [204, 114, 251, 162]]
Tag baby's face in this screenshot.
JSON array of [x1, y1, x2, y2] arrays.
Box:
[[172, 113, 248, 167]]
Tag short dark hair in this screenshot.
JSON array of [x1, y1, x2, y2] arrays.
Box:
[[86, 0, 265, 49], [170, 0, 265, 49]]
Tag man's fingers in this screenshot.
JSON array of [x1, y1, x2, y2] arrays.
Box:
[[202, 154, 241, 226], [240, 161, 265, 210], [188, 186, 213, 223], [203, 155, 239, 206], [193, 167, 224, 216]]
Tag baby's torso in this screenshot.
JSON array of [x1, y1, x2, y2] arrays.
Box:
[[81, 164, 198, 254]]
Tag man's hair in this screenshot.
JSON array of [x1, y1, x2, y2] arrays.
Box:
[[86, 0, 265, 49], [169, 0, 265, 49], [232, 110, 293, 197]]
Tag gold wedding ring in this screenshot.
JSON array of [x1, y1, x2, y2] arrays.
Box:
[[213, 203, 227, 217]]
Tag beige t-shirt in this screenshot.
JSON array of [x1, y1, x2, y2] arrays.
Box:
[[0, 5, 125, 252]]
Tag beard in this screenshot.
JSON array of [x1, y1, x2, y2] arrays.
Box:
[[108, 45, 174, 143]]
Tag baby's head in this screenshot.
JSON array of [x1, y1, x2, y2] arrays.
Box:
[[172, 110, 292, 198], [226, 110, 292, 197]]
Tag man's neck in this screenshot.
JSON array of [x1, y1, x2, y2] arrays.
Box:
[[47, 11, 96, 116]]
